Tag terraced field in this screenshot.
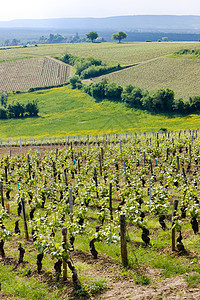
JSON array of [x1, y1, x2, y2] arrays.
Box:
[[0, 56, 70, 92]]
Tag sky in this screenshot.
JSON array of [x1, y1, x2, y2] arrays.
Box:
[[1, 0, 200, 21]]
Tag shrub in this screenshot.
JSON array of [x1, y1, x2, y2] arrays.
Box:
[[25, 100, 39, 116], [105, 82, 123, 100], [69, 75, 82, 89], [122, 85, 143, 108], [173, 98, 185, 113], [81, 65, 121, 79], [151, 88, 174, 112], [7, 102, 25, 118], [0, 92, 8, 107], [90, 81, 107, 99], [75, 57, 102, 76], [189, 96, 200, 111], [61, 53, 78, 65], [0, 106, 7, 119]]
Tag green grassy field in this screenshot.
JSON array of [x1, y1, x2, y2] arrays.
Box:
[[1, 85, 200, 140]]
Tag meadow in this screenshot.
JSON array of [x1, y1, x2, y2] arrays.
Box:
[[1, 85, 200, 140]]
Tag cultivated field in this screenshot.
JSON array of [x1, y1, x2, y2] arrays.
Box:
[[96, 56, 200, 99], [0, 44, 68, 62], [1, 42, 200, 97], [0, 56, 70, 92], [63, 42, 200, 65], [0, 42, 199, 64], [1, 132, 200, 299]]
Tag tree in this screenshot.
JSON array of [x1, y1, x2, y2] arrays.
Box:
[[112, 31, 127, 43], [86, 31, 98, 43], [105, 83, 123, 100], [69, 75, 82, 89], [4, 40, 10, 46], [7, 102, 25, 118], [151, 88, 174, 112], [189, 96, 200, 111], [11, 39, 20, 46], [90, 81, 107, 99], [162, 37, 168, 42], [173, 98, 185, 113], [0, 92, 8, 108], [0, 107, 7, 119], [25, 100, 39, 116]]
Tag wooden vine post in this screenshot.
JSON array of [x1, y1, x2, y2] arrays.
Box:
[[149, 173, 152, 208], [150, 161, 153, 174], [101, 147, 104, 159], [62, 227, 68, 280], [124, 162, 127, 185], [0, 182, 4, 208], [166, 148, 169, 160], [99, 154, 102, 176], [109, 183, 113, 220], [69, 188, 73, 222], [120, 214, 128, 266], [93, 168, 99, 198], [143, 152, 146, 166], [176, 156, 180, 171], [182, 167, 186, 182], [120, 140, 123, 164], [52, 161, 57, 182], [27, 154, 31, 179], [189, 144, 191, 158], [171, 199, 179, 251], [5, 166, 8, 183], [21, 198, 29, 240], [64, 169, 68, 190]]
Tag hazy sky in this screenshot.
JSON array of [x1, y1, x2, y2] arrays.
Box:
[[1, 0, 200, 21]]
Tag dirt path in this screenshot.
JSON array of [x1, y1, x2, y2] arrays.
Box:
[[72, 249, 200, 300], [97, 275, 200, 299]]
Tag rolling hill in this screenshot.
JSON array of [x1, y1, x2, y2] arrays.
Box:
[[1, 15, 200, 32], [0, 42, 200, 139]]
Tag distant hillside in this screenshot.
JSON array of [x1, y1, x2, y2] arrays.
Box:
[[1, 15, 200, 33]]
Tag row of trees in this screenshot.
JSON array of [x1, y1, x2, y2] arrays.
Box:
[[4, 39, 21, 46], [0, 94, 39, 119], [3, 30, 127, 47], [69, 78, 200, 114], [121, 85, 200, 113]]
